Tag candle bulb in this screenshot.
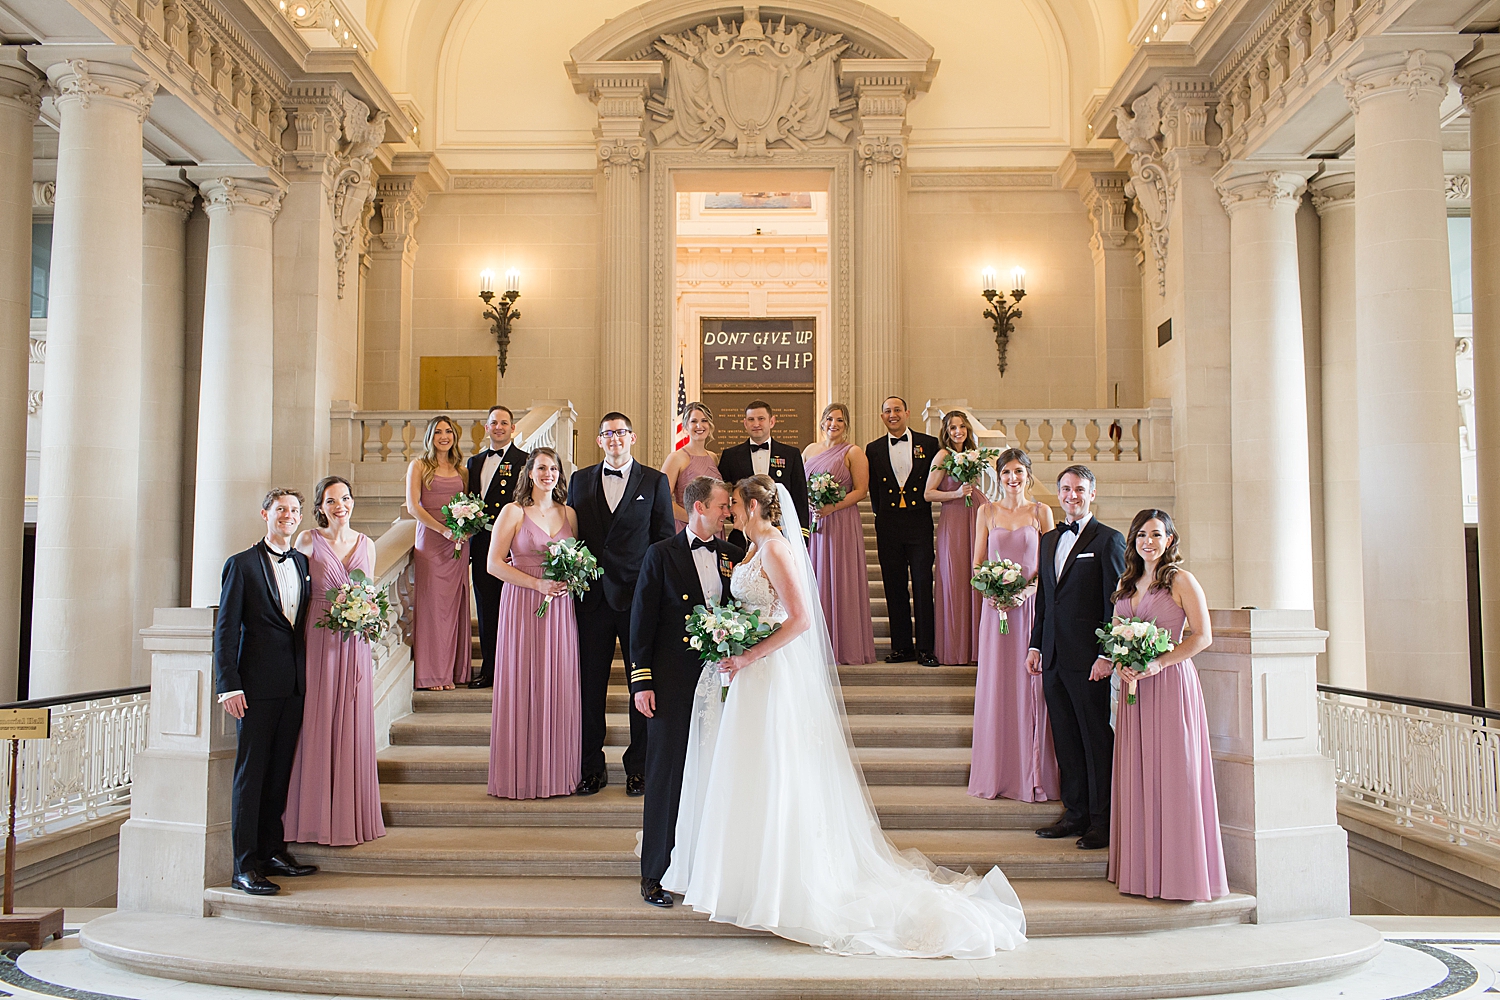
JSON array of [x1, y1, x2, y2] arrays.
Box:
[[981, 267, 997, 294], [505, 268, 521, 295], [1011, 267, 1026, 295], [480, 269, 494, 295]]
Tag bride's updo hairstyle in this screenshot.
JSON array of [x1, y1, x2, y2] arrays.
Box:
[[736, 474, 783, 528]]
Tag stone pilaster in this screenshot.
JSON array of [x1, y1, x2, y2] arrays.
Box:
[[1309, 169, 1365, 689], [1344, 50, 1470, 701], [364, 154, 443, 410], [0, 49, 39, 702], [1078, 169, 1143, 408], [1216, 163, 1318, 611], [186, 174, 284, 607], [29, 51, 156, 696]]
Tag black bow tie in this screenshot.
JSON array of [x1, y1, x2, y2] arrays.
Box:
[[603, 467, 624, 478], [889, 435, 908, 445], [1060, 520, 1081, 535], [691, 537, 717, 552], [264, 543, 296, 562], [749, 441, 770, 452]]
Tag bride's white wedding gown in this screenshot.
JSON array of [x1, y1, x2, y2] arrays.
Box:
[[661, 513, 1028, 959]]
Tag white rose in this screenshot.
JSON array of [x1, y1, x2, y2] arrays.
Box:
[[1131, 621, 1151, 640]]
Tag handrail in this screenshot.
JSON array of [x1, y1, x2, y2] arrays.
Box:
[[0, 685, 150, 712], [1317, 684, 1500, 722]]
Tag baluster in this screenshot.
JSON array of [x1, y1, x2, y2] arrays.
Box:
[[401, 420, 417, 461], [1124, 418, 1142, 461], [1046, 419, 1065, 462]]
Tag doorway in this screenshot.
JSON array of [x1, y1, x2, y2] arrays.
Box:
[[418, 356, 498, 410]]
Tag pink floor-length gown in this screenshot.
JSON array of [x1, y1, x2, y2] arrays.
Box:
[[1108, 587, 1228, 902], [969, 522, 1061, 802], [806, 444, 877, 665], [284, 532, 386, 846], [673, 453, 722, 533], [413, 473, 472, 688], [934, 474, 983, 665], [488, 515, 581, 798]]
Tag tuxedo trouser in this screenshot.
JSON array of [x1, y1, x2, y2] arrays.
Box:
[[232, 694, 304, 875], [875, 524, 936, 655], [470, 538, 503, 684], [641, 675, 697, 882], [1042, 665, 1113, 830], [576, 601, 647, 778]]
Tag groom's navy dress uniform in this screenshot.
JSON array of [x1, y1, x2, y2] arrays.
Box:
[[1029, 514, 1126, 836], [215, 541, 311, 878], [629, 529, 744, 883]]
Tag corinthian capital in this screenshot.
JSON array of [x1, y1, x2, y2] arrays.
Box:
[[46, 58, 158, 123], [1457, 36, 1500, 112], [196, 176, 286, 219], [1214, 161, 1315, 214], [0, 49, 42, 120], [1340, 50, 1454, 115]]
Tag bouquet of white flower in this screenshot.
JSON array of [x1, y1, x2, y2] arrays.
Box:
[[441, 492, 492, 559], [1094, 615, 1176, 705], [685, 601, 779, 701], [937, 448, 1001, 506], [536, 537, 603, 617], [970, 559, 1032, 634], [314, 569, 390, 644], [806, 472, 847, 533]]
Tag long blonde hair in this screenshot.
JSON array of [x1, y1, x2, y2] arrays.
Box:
[[682, 401, 715, 444], [820, 402, 852, 444], [419, 415, 464, 488]]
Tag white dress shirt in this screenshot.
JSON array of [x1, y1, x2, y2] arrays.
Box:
[[602, 457, 634, 512], [479, 443, 509, 498], [687, 530, 722, 606], [1054, 513, 1093, 578], [750, 439, 773, 477], [887, 433, 914, 486]]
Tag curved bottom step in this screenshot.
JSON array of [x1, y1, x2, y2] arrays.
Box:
[[80, 911, 1382, 1000]]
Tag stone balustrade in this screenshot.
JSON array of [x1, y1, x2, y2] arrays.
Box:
[[921, 399, 1173, 465]]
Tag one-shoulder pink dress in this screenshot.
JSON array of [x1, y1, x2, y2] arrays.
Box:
[[672, 453, 723, 533], [806, 444, 877, 665], [1108, 587, 1228, 902], [413, 473, 472, 689]]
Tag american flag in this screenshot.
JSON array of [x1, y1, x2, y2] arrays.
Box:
[[672, 362, 689, 451]]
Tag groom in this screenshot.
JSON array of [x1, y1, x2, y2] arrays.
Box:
[[629, 476, 743, 908]]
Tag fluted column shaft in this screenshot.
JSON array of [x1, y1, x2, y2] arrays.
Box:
[[30, 55, 155, 697], [1347, 50, 1470, 700], [599, 137, 646, 442], [1310, 171, 1366, 688], [0, 50, 40, 702], [134, 179, 193, 680], [188, 177, 282, 607], [853, 76, 909, 442], [1218, 165, 1317, 609]]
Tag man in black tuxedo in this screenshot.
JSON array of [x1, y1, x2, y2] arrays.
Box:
[[717, 399, 809, 542], [567, 412, 675, 797], [215, 489, 319, 895], [1027, 465, 1127, 851], [865, 396, 941, 667], [466, 404, 528, 689], [629, 476, 743, 908]]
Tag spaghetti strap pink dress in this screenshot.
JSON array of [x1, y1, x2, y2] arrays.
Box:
[[806, 444, 877, 665], [413, 473, 472, 688]]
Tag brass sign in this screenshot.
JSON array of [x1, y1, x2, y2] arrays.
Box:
[[0, 710, 50, 740]]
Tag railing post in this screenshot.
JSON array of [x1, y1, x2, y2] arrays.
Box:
[[117, 608, 233, 915]]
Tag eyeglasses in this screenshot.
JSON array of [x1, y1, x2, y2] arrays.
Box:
[[599, 429, 632, 440]]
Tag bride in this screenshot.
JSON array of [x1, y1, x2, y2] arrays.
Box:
[[662, 475, 1027, 958]]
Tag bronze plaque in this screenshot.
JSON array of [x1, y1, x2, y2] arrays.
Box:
[[702, 391, 817, 451]]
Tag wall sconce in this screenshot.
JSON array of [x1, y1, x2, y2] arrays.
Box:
[[981, 268, 1026, 377], [479, 268, 521, 377]]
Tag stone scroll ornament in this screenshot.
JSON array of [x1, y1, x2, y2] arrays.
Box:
[[649, 9, 853, 157]]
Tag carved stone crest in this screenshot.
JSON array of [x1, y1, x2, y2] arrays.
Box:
[[649, 6, 852, 157]]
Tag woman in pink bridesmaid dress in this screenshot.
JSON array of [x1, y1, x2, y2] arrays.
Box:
[[284, 476, 386, 846], [661, 402, 722, 533], [802, 402, 876, 665], [924, 411, 987, 665], [969, 449, 1060, 802], [405, 415, 472, 691], [485, 447, 582, 799], [1106, 508, 1228, 902]]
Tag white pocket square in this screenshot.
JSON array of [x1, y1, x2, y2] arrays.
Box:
[[636, 495, 646, 500], [1076, 552, 1095, 559]]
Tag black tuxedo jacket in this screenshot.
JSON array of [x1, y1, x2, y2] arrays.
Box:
[[865, 430, 940, 538], [718, 440, 810, 535], [567, 460, 675, 613], [628, 532, 746, 697], [1029, 516, 1128, 673], [466, 442, 529, 559], [214, 542, 312, 700]]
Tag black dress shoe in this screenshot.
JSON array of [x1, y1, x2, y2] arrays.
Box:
[[467, 677, 493, 689], [1077, 828, 1109, 850], [916, 651, 940, 668], [1035, 819, 1089, 839], [641, 878, 673, 908], [262, 852, 317, 877], [231, 871, 280, 895], [574, 772, 606, 796], [885, 648, 916, 664], [625, 773, 645, 797]]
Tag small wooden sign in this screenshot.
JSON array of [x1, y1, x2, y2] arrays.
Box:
[[0, 710, 48, 741]]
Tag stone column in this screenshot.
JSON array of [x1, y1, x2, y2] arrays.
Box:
[[134, 178, 193, 681], [1461, 38, 1500, 706], [0, 50, 40, 702], [363, 166, 432, 409], [1216, 163, 1318, 610], [1080, 170, 1144, 408], [1346, 50, 1470, 701], [28, 52, 156, 697], [186, 175, 283, 607], [1309, 169, 1366, 689]]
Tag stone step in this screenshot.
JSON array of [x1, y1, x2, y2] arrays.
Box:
[[378, 745, 975, 787], [203, 873, 1257, 939], [288, 826, 1105, 879], [601, 661, 977, 688], [378, 784, 1060, 831], [412, 685, 974, 717]]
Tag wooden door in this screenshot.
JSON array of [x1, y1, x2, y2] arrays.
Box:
[[418, 356, 496, 410]]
